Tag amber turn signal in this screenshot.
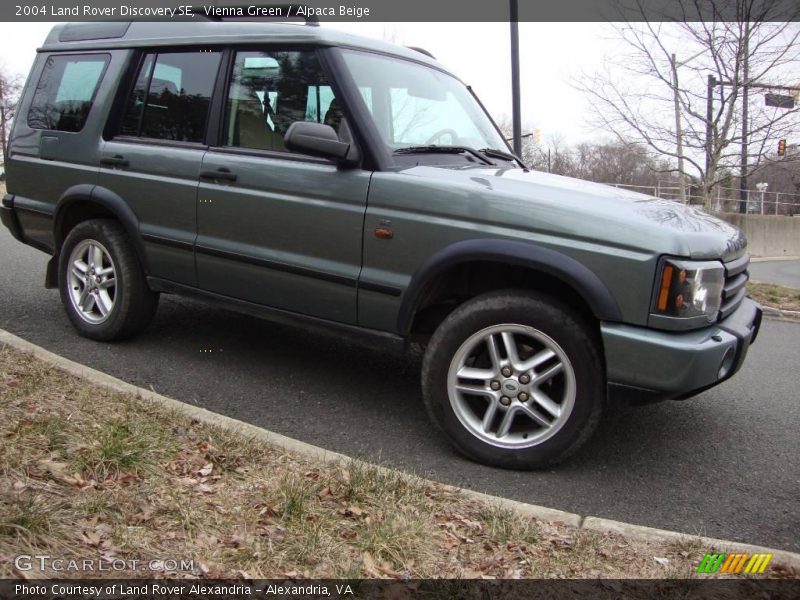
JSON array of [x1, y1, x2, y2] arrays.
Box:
[[657, 264, 673, 311]]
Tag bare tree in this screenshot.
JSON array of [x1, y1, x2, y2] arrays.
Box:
[[497, 115, 681, 190], [496, 116, 540, 167], [0, 66, 24, 167], [576, 0, 800, 207], [572, 140, 679, 189]]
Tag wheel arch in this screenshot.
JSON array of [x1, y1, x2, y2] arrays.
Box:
[[398, 239, 622, 335], [49, 185, 148, 287]]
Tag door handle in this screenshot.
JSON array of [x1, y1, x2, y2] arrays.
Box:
[[100, 155, 129, 168], [199, 168, 237, 182]]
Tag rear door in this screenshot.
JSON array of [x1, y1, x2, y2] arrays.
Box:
[[195, 48, 371, 324], [98, 49, 223, 286]]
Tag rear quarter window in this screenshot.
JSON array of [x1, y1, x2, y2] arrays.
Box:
[[27, 54, 109, 132]]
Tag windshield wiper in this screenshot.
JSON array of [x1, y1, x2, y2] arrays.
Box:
[[394, 145, 496, 166], [479, 147, 520, 162]]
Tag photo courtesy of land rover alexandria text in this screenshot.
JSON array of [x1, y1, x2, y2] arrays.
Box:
[[1, 21, 762, 469]]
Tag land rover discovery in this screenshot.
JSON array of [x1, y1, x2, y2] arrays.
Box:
[[0, 21, 762, 468]]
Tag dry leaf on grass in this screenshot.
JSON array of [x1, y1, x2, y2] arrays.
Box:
[[345, 506, 365, 518], [37, 459, 70, 478], [127, 505, 155, 524], [362, 552, 379, 577], [80, 530, 102, 548], [62, 472, 91, 489]]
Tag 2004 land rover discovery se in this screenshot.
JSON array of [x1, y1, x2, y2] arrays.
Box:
[[1, 21, 762, 469]]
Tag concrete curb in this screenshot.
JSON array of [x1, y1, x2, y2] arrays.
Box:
[[751, 256, 800, 262], [582, 518, 800, 570], [2, 328, 799, 571], [761, 306, 800, 320]]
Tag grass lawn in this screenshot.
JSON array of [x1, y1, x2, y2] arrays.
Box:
[[747, 282, 800, 312], [1, 344, 774, 580]]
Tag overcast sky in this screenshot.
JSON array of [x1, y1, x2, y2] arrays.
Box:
[[0, 21, 620, 144]]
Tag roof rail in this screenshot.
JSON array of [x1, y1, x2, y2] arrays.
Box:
[[407, 46, 436, 59], [196, 3, 320, 26]]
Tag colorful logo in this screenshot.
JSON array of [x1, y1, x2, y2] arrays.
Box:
[[696, 552, 773, 574]]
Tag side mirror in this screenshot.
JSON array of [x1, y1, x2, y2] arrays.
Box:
[[284, 121, 355, 165]]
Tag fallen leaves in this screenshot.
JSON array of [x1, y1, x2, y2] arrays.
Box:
[[80, 529, 102, 548], [37, 459, 70, 479], [3, 344, 789, 581], [362, 552, 404, 579], [344, 505, 365, 518], [128, 507, 155, 524]]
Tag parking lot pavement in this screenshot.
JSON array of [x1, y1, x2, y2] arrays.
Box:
[[750, 260, 800, 288]]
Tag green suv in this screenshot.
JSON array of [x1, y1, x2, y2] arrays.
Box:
[[1, 21, 761, 468]]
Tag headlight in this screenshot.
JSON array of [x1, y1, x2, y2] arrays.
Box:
[[650, 258, 724, 328]]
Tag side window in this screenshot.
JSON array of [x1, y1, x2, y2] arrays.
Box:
[[358, 87, 373, 112], [225, 50, 341, 152], [119, 54, 154, 136], [305, 85, 336, 123], [119, 50, 222, 143], [28, 54, 109, 132]]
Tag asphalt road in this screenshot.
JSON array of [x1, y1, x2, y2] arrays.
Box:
[[1, 226, 798, 552], [750, 260, 800, 289]]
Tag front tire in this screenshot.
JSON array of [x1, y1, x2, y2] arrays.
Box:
[[421, 290, 604, 469], [58, 219, 158, 341]]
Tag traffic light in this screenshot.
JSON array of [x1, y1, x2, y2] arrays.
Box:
[[778, 139, 786, 156]]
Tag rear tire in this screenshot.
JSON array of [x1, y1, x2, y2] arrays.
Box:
[[58, 219, 158, 341], [421, 290, 604, 469]]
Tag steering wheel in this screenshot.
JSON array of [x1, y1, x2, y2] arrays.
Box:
[[425, 128, 459, 145]]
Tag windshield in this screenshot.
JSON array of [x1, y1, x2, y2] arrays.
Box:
[[339, 50, 508, 156]]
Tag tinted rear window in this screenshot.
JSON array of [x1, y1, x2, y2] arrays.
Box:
[[27, 54, 109, 132], [119, 51, 222, 143]]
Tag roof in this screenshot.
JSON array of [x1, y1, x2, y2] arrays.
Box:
[[40, 21, 443, 70]]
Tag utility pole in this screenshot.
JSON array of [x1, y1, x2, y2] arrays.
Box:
[[704, 73, 715, 209], [671, 54, 687, 203], [705, 74, 715, 181], [0, 77, 6, 167], [509, 0, 522, 157], [739, 21, 750, 214]]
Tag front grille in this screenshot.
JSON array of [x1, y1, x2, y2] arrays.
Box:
[[719, 254, 749, 320]]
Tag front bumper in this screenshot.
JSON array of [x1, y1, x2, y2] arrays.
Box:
[[603, 297, 762, 404]]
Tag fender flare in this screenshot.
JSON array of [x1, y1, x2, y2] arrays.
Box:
[[396, 238, 622, 333], [53, 185, 149, 272]]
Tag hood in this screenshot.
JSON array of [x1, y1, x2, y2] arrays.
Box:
[[399, 165, 747, 262]]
